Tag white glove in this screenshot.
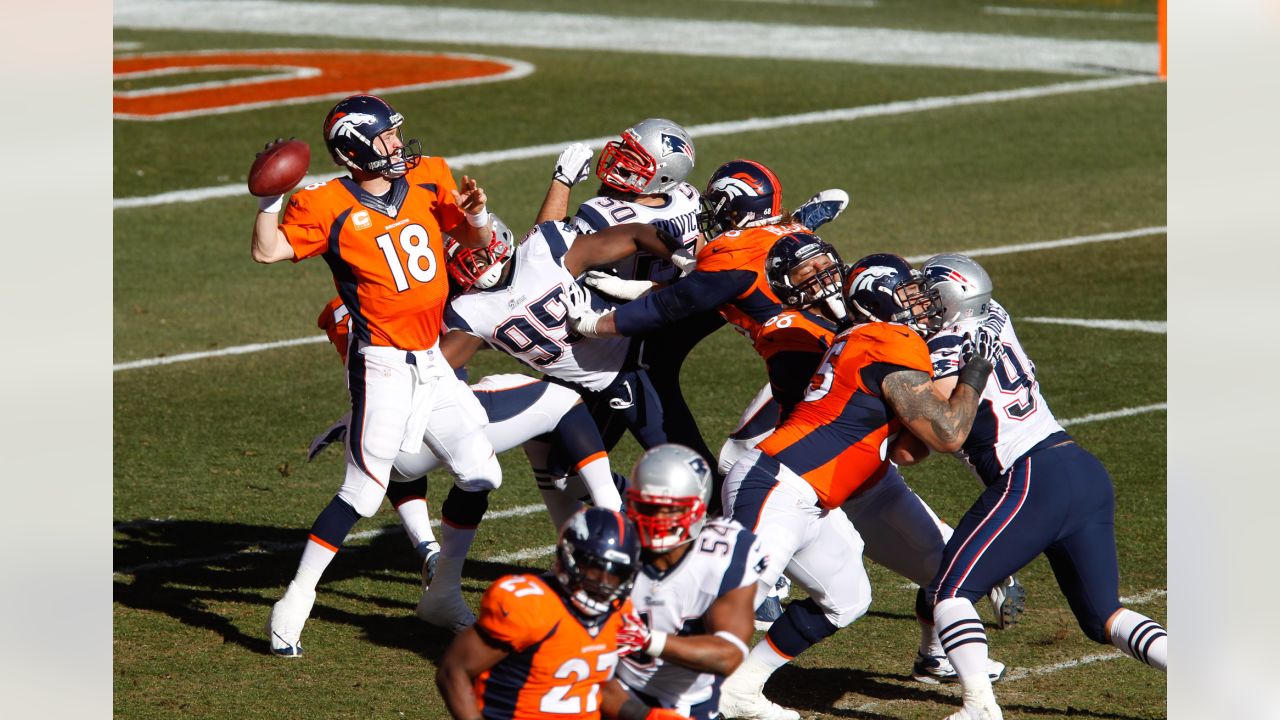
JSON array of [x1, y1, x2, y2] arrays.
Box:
[[583, 270, 655, 301], [670, 248, 697, 276], [552, 143, 594, 187], [563, 282, 609, 337]]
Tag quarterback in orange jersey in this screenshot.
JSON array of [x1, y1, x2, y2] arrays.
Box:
[[251, 94, 502, 656], [715, 254, 1004, 719], [437, 508, 684, 720]]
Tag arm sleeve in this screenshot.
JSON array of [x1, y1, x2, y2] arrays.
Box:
[[279, 191, 329, 262], [766, 351, 824, 420], [613, 269, 754, 336], [927, 334, 967, 380]]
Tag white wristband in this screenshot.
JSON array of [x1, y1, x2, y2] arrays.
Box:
[[466, 209, 490, 227], [646, 631, 668, 658], [258, 194, 284, 213], [714, 630, 749, 662]]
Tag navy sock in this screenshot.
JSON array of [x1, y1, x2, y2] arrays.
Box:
[[441, 484, 490, 529], [765, 597, 840, 658], [308, 495, 361, 549]]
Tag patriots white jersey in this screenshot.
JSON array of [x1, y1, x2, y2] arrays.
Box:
[[616, 518, 767, 709], [444, 221, 630, 392], [927, 300, 1067, 484], [572, 182, 702, 284]]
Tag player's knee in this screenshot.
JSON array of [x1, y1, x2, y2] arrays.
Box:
[[338, 478, 386, 518], [453, 449, 502, 492], [816, 581, 871, 628], [1076, 611, 1112, 644]]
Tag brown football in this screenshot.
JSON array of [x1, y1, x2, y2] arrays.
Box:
[[248, 139, 311, 197]]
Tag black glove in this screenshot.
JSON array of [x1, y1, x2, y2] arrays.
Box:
[[957, 325, 1002, 394]]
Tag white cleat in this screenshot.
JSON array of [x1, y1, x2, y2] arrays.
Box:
[[416, 587, 476, 632], [791, 188, 850, 231], [987, 576, 1026, 630], [912, 651, 1006, 684], [718, 684, 801, 720], [266, 582, 316, 657]]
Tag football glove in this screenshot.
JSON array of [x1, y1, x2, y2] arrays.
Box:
[[670, 248, 697, 276], [563, 282, 609, 338], [963, 325, 1003, 366], [616, 610, 652, 657], [552, 142, 594, 187], [584, 270, 655, 301]]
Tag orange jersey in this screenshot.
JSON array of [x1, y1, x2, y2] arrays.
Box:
[[474, 573, 631, 720], [696, 222, 835, 359], [758, 322, 934, 508], [281, 156, 465, 350]]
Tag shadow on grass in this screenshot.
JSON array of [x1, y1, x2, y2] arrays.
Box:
[[113, 518, 562, 662]]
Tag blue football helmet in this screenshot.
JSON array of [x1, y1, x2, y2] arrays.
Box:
[[844, 253, 943, 335], [698, 159, 784, 238], [322, 94, 421, 177], [553, 507, 641, 618], [765, 232, 845, 314]]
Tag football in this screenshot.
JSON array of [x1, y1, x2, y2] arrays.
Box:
[[248, 138, 311, 197]]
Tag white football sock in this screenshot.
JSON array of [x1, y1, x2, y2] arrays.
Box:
[[293, 538, 337, 592], [575, 455, 621, 511], [394, 498, 437, 551], [935, 598, 991, 692], [1108, 608, 1168, 671]]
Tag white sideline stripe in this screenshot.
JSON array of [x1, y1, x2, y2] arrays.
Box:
[[1120, 588, 1167, 605], [114, 0, 1157, 76], [112, 224, 1166, 372], [112, 75, 1155, 209], [113, 502, 548, 575], [1059, 403, 1167, 427], [112, 335, 327, 371], [984, 6, 1156, 22], [114, 401, 1168, 576], [1021, 317, 1166, 334], [489, 544, 558, 565], [1001, 650, 1124, 681], [902, 225, 1166, 263]]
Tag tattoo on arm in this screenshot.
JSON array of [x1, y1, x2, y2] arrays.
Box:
[[882, 369, 978, 448]]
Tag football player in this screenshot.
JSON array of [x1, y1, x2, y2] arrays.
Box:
[[713, 254, 1002, 719], [609, 445, 766, 719], [251, 94, 502, 657], [535, 122, 723, 478], [309, 278, 623, 632], [438, 217, 688, 480], [436, 507, 676, 720], [905, 254, 1168, 720]]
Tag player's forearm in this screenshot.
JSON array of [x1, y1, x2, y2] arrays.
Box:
[[251, 213, 293, 264], [534, 180, 572, 224], [656, 635, 745, 676], [884, 370, 980, 454], [435, 667, 484, 720]]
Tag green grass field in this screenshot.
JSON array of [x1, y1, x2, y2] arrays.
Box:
[[114, 2, 1166, 718]]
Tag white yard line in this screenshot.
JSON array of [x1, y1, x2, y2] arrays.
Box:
[[489, 544, 558, 565], [983, 6, 1156, 22], [902, 226, 1165, 263], [1020, 317, 1166, 334], [1059, 403, 1167, 427], [113, 501, 549, 575], [113, 75, 1156, 209], [113, 225, 1166, 372], [114, 0, 1157, 76], [1120, 588, 1167, 605]]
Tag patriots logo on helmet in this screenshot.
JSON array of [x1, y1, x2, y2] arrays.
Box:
[[926, 265, 970, 287], [660, 133, 694, 160], [327, 112, 379, 142], [686, 456, 709, 479]]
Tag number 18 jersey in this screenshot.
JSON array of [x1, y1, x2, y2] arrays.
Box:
[[927, 300, 1067, 485]]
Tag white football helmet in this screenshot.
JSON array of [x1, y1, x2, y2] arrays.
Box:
[[597, 118, 695, 195], [626, 444, 712, 552], [921, 253, 994, 330]]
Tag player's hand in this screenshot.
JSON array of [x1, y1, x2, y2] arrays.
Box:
[[552, 143, 594, 187], [963, 325, 1003, 365], [616, 610, 652, 657], [563, 282, 608, 338], [584, 271, 655, 301], [670, 248, 697, 276], [453, 175, 488, 215], [256, 137, 289, 157]]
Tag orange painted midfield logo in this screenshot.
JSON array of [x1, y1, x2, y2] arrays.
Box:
[[113, 49, 533, 121]]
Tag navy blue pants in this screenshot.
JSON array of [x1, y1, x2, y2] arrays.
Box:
[[582, 367, 670, 452], [928, 440, 1123, 642]]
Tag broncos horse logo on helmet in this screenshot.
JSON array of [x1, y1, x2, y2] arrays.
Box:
[[553, 507, 641, 621], [844, 253, 944, 336], [698, 159, 784, 238], [322, 94, 421, 177]]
